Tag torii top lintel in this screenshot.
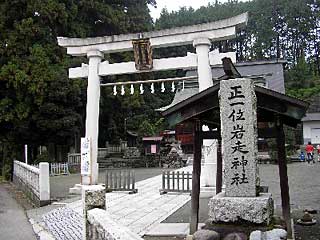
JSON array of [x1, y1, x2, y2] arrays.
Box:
[[57, 13, 248, 57]]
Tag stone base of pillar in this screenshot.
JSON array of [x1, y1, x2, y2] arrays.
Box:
[[69, 183, 83, 195], [82, 184, 106, 240], [200, 186, 216, 198], [208, 192, 274, 225]]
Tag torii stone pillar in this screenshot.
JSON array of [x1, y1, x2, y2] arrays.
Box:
[[193, 38, 217, 188], [83, 50, 104, 185], [193, 38, 213, 92]]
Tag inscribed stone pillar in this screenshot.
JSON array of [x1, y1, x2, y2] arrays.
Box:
[[84, 50, 104, 185], [220, 78, 258, 197]]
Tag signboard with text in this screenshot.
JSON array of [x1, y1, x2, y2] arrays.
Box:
[[81, 137, 92, 176]]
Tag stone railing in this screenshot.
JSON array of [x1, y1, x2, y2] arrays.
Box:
[[87, 209, 143, 240], [13, 160, 50, 206]]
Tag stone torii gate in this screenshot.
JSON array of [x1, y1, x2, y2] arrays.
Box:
[[57, 13, 248, 186]]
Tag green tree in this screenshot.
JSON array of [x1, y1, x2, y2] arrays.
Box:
[[0, 0, 156, 176]]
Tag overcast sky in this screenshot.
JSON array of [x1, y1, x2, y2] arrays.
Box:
[[149, 0, 247, 20]]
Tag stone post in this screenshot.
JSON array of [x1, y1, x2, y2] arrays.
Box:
[[83, 50, 104, 185], [39, 162, 50, 205], [82, 185, 105, 240], [193, 38, 217, 188]]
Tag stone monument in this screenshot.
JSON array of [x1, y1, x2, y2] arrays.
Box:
[[208, 78, 274, 225]]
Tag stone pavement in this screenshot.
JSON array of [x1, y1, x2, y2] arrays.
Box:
[[105, 169, 192, 236], [38, 166, 193, 239], [0, 183, 37, 240]]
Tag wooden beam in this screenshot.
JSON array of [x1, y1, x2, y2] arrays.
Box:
[[276, 118, 292, 237], [190, 120, 202, 234], [181, 94, 220, 122], [216, 139, 223, 194], [258, 127, 278, 138]]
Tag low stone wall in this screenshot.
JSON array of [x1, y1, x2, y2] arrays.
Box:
[[13, 160, 50, 206], [13, 174, 41, 205], [87, 208, 143, 240]]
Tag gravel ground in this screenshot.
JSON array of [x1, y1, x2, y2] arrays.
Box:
[[293, 210, 320, 240], [163, 162, 320, 239]]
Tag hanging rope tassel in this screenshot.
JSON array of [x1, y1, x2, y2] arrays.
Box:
[[171, 81, 175, 92], [130, 84, 134, 95], [150, 83, 155, 94], [121, 85, 125, 95], [113, 85, 117, 95], [161, 82, 165, 92], [140, 84, 144, 94]]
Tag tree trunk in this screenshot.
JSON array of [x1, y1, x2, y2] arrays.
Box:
[[48, 143, 56, 162]]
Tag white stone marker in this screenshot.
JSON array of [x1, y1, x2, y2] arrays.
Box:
[[39, 162, 50, 204], [220, 78, 258, 197]]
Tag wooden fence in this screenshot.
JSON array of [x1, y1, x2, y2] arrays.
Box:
[[67, 146, 121, 165], [105, 169, 137, 194], [50, 163, 70, 176], [160, 171, 192, 194], [68, 153, 81, 166], [107, 145, 122, 153], [33, 163, 70, 176]]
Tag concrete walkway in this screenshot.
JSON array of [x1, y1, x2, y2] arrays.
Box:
[[0, 183, 37, 240]]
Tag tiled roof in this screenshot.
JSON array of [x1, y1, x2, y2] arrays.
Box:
[[157, 59, 286, 112]]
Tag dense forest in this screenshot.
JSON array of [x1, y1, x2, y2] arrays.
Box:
[[0, 0, 319, 177]]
